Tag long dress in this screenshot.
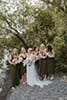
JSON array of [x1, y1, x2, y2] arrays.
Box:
[[18, 56, 26, 79], [11, 58, 20, 87], [26, 54, 52, 88], [46, 53, 55, 76], [40, 57, 47, 77]]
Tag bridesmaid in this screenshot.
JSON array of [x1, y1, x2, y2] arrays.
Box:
[[39, 43, 47, 80], [19, 47, 27, 84], [46, 44, 55, 79], [8, 48, 20, 89]]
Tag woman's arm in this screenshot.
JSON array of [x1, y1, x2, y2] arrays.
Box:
[[8, 55, 14, 65]]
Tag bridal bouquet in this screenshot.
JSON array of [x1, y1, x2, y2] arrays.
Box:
[[23, 59, 28, 67], [23, 59, 33, 67]]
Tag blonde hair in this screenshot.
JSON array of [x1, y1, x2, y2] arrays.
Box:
[[11, 48, 18, 58], [40, 43, 45, 50], [21, 47, 26, 54]]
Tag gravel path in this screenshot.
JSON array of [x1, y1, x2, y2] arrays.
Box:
[[6, 76, 67, 100]]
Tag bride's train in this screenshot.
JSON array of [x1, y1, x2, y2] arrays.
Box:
[[27, 64, 52, 88], [26, 53, 52, 88]]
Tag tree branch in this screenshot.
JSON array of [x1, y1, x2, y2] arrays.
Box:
[[5, 19, 29, 49]]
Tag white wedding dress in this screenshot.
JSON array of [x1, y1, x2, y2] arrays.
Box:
[[26, 54, 52, 88]]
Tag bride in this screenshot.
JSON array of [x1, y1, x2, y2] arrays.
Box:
[[24, 48, 52, 88]]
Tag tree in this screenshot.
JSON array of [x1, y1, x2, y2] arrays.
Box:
[[0, 0, 36, 49], [0, 0, 67, 71], [41, 0, 67, 13]]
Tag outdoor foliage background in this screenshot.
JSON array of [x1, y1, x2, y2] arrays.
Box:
[[0, 0, 67, 72]]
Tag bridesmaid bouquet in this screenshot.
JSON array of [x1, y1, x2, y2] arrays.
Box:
[[12, 57, 23, 65], [12, 58, 18, 65], [17, 57, 23, 63]]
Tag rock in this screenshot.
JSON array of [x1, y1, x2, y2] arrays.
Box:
[[62, 76, 67, 83], [59, 97, 64, 100], [0, 88, 3, 93]]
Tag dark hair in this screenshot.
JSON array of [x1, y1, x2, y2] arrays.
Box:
[[33, 46, 38, 51], [47, 45, 53, 52]]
